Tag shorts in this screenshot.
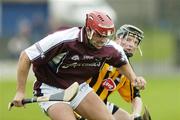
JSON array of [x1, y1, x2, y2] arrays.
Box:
[[37, 82, 93, 112]]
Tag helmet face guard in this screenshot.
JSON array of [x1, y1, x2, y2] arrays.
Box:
[[116, 24, 144, 56], [86, 11, 115, 40], [87, 30, 111, 49]]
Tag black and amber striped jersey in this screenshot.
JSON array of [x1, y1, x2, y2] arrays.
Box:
[[86, 63, 140, 103]]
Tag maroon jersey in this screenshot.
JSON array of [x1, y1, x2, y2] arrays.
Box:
[[25, 27, 128, 90]]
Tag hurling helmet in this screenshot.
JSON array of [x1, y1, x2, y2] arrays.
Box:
[[116, 24, 144, 44], [86, 11, 115, 37]]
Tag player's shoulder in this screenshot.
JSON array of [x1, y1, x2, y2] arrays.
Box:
[[54, 27, 80, 36], [106, 40, 124, 53], [46, 27, 81, 42]]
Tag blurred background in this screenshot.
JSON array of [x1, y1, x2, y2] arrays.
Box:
[[0, 0, 180, 120]]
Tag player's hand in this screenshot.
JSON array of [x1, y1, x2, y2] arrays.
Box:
[[11, 92, 25, 107], [132, 76, 146, 90]]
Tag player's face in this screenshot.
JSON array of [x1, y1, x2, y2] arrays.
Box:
[[90, 31, 111, 49], [116, 35, 139, 55]]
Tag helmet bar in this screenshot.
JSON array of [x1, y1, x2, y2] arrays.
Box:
[[121, 24, 144, 40], [116, 24, 144, 42], [97, 24, 114, 36], [128, 32, 143, 42]]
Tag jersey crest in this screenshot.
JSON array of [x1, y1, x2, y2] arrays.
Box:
[[87, 63, 135, 102], [102, 78, 116, 91]]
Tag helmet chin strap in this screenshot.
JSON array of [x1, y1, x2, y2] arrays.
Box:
[[134, 33, 143, 56], [87, 28, 94, 40], [86, 29, 98, 50], [138, 46, 143, 56]]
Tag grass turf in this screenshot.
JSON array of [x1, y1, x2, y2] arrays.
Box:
[[109, 75, 180, 120], [0, 75, 180, 120]]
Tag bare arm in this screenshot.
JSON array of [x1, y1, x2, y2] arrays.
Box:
[[117, 63, 146, 89], [12, 51, 31, 107], [131, 97, 143, 118], [117, 63, 136, 84]]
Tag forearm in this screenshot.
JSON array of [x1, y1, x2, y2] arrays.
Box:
[[16, 51, 31, 93], [118, 63, 136, 82], [132, 97, 143, 115], [118, 63, 146, 90]]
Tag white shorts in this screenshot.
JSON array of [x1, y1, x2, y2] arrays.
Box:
[[38, 82, 93, 112]]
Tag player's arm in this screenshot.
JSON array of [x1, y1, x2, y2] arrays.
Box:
[[130, 87, 143, 119], [117, 63, 146, 90], [12, 51, 31, 107], [118, 63, 136, 82]]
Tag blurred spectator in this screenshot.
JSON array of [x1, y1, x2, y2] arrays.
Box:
[[7, 19, 32, 59], [175, 31, 180, 67], [31, 13, 48, 42]]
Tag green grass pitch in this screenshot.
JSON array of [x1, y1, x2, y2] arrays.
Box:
[[0, 75, 180, 120], [109, 75, 180, 120]]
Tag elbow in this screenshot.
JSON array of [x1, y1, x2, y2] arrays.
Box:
[[19, 51, 31, 64]]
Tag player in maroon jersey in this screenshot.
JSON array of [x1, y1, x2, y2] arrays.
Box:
[[12, 11, 146, 120]]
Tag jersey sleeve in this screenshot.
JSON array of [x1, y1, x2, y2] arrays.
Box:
[[107, 41, 129, 68], [25, 27, 79, 65], [25, 31, 64, 65]]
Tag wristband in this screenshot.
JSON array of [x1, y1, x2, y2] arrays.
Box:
[[134, 116, 142, 120]]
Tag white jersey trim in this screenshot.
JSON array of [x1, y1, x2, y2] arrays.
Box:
[[25, 27, 80, 60], [107, 41, 129, 63]]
